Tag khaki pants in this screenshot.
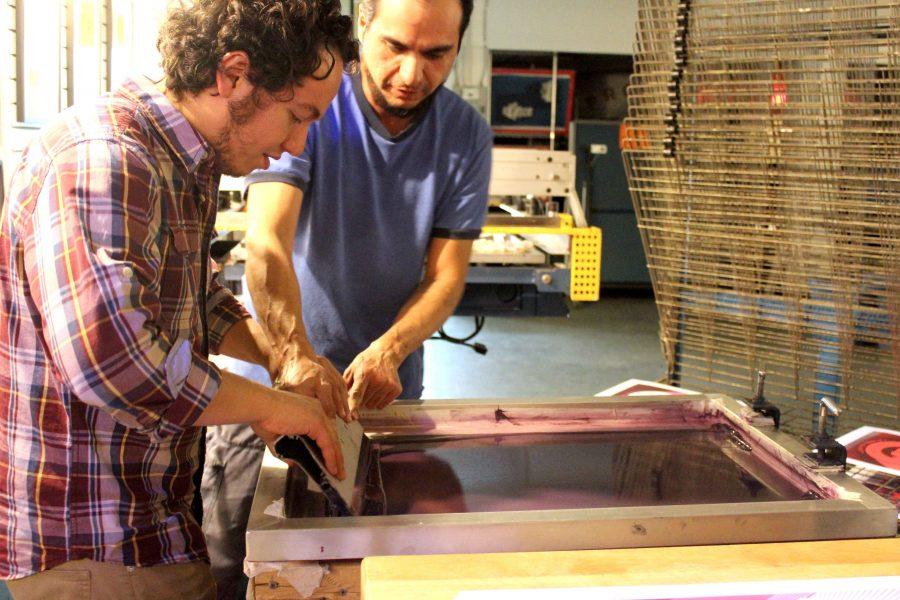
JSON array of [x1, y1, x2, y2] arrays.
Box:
[[7, 559, 216, 600]]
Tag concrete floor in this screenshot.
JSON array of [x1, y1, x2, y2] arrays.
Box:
[[422, 292, 666, 399]]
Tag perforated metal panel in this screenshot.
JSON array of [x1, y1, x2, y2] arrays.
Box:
[[571, 228, 602, 301]]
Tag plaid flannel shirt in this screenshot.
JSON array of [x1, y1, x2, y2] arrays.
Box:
[[0, 77, 250, 578]]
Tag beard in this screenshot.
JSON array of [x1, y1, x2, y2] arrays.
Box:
[[362, 62, 436, 120], [211, 94, 260, 176], [212, 125, 240, 176]]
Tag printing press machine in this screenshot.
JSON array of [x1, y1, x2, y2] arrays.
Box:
[[213, 148, 602, 319], [243, 388, 897, 599]]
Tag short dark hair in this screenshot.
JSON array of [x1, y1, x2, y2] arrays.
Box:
[[159, 0, 358, 98], [359, 0, 474, 47]]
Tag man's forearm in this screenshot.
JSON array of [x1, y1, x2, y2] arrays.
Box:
[[216, 316, 276, 373], [195, 371, 344, 478], [243, 181, 318, 378], [194, 370, 276, 426], [371, 275, 465, 363], [242, 183, 348, 418], [370, 237, 473, 365], [245, 241, 316, 374]]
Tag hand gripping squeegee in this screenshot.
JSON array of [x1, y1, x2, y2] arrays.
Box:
[[273, 419, 369, 516]]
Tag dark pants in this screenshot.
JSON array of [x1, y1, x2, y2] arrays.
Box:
[[201, 425, 266, 600]]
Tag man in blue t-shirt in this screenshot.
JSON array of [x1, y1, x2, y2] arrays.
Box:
[[202, 0, 491, 595]]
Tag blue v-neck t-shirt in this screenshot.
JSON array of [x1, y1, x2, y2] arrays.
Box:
[[237, 72, 493, 398]]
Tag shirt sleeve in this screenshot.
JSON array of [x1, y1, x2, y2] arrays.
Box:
[[431, 116, 493, 240], [205, 267, 251, 354], [243, 127, 316, 193], [23, 139, 221, 442]]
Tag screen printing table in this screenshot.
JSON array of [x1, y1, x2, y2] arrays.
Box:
[[249, 539, 900, 599], [245, 395, 897, 599], [358, 539, 900, 600]]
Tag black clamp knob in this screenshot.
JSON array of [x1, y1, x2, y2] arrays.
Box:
[[807, 397, 847, 469], [750, 370, 781, 428]]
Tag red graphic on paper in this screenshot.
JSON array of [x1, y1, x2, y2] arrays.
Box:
[[845, 430, 900, 471]]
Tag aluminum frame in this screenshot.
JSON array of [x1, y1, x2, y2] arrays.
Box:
[[245, 395, 896, 562]]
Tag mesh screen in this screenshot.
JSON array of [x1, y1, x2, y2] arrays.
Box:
[[623, 0, 900, 434]]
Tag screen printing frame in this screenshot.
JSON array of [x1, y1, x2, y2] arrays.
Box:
[[245, 394, 895, 562]]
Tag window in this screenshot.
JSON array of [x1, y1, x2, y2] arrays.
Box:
[[70, 0, 108, 104], [15, 0, 66, 126], [108, 0, 133, 88]]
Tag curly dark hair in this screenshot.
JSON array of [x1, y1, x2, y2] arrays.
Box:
[[159, 0, 358, 98], [358, 0, 474, 47]]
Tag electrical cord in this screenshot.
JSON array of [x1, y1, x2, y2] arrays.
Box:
[[431, 315, 488, 355]]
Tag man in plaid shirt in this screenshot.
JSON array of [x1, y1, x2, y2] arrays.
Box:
[[0, 1, 357, 597]]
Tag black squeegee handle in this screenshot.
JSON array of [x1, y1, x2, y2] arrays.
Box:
[[273, 434, 352, 517]]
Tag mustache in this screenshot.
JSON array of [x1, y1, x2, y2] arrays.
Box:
[[386, 82, 424, 93]]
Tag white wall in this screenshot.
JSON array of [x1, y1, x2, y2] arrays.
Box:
[[486, 0, 638, 55]]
